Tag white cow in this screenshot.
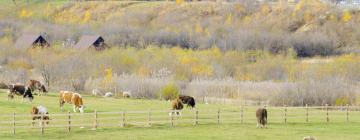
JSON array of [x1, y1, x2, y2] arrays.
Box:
[[104, 92, 113, 97]]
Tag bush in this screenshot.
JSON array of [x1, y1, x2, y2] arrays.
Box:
[[160, 83, 179, 100]]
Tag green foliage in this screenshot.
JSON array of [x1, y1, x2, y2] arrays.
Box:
[[159, 83, 179, 100], [335, 97, 350, 106]]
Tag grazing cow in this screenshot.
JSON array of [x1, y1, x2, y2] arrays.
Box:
[[31, 106, 50, 126], [169, 98, 184, 116], [104, 92, 113, 97], [256, 106, 268, 128], [122, 91, 131, 98], [28, 80, 47, 96], [8, 84, 34, 102], [92, 89, 101, 96], [179, 95, 196, 109], [303, 136, 316, 140], [59, 91, 85, 113]]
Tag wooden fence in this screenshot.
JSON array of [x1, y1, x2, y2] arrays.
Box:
[[1, 104, 360, 135]]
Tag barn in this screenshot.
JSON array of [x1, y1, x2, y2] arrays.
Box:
[[74, 35, 108, 51], [14, 34, 50, 48]]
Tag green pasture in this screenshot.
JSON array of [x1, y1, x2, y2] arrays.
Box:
[[0, 90, 360, 140]]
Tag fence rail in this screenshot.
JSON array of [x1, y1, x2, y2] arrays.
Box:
[[1, 104, 360, 135]]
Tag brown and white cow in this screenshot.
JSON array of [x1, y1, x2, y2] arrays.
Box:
[[28, 80, 47, 96], [31, 106, 50, 126], [8, 84, 34, 102], [169, 97, 184, 116], [256, 106, 268, 128], [59, 91, 85, 113]]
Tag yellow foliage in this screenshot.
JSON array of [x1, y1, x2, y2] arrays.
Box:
[[8, 60, 33, 70], [329, 14, 337, 21], [105, 68, 113, 82], [19, 9, 33, 18], [235, 4, 245, 12], [180, 55, 198, 65], [304, 10, 314, 22], [243, 15, 252, 24], [261, 4, 271, 14], [335, 97, 350, 106], [204, 28, 211, 37], [195, 22, 203, 33], [342, 9, 352, 22], [82, 10, 92, 24], [176, 0, 184, 5], [138, 66, 151, 77], [211, 46, 222, 58], [225, 13, 233, 24], [191, 64, 214, 77]]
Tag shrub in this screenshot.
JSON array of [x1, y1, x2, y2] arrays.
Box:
[[159, 83, 179, 100]]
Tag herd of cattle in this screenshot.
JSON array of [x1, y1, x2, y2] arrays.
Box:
[[3, 79, 269, 130]]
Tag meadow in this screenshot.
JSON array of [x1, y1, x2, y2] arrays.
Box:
[[1, 90, 360, 140]]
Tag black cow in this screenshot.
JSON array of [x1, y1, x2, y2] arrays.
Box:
[[179, 95, 196, 109], [256, 106, 267, 128], [8, 84, 34, 102]]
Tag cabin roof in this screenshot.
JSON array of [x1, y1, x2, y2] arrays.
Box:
[[74, 35, 103, 49], [14, 34, 47, 48]]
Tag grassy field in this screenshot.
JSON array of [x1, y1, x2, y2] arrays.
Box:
[[0, 90, 360, 140]]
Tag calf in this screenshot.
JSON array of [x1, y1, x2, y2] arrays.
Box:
[[104, 92, 113, 97], [8, 84, 34, 102], [59, 91, 85, 113], [31, 106, 50, 126], [122, 91, 131, 98], [256, 106, 268, 128], [179, 95, 196, 109]]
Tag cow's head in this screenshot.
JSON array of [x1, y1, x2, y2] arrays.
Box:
[[40, 85, 47, 93], [25, 87, 34, 102], [79, 105, 85, 113]]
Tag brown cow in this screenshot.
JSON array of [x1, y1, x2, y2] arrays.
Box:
[[31, 106, 50, 126], [256, 106, 268, 128], [59, 91, 85, 113], [169, 98, 184, 116], [28, 80, 47, 96]]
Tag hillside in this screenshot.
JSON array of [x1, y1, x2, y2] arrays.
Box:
[[0, 0, 360, 56]]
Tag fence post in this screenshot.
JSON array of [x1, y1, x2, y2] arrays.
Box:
[[94, 110, 98, 130], [148, 110, 151, 127], [306, 104, 308, 123], [326, 104, 329, 123], [13, 112, 16, 135], [68, 111, 71, 133], [217, 108, 220, 125], [284, 105, 287, 124], [240, 105, 244, 124], [346, 104, 349, 122], [194, 109, 199, 125], [121, 111, 126, 127], [41, 113, 44, 135]]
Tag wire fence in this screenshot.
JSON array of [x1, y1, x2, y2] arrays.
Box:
[[1, 104, 360, 135]]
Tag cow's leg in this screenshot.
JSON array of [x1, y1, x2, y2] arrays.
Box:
[[32, 117, 36, 127], [73, 105, 77, 113]]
